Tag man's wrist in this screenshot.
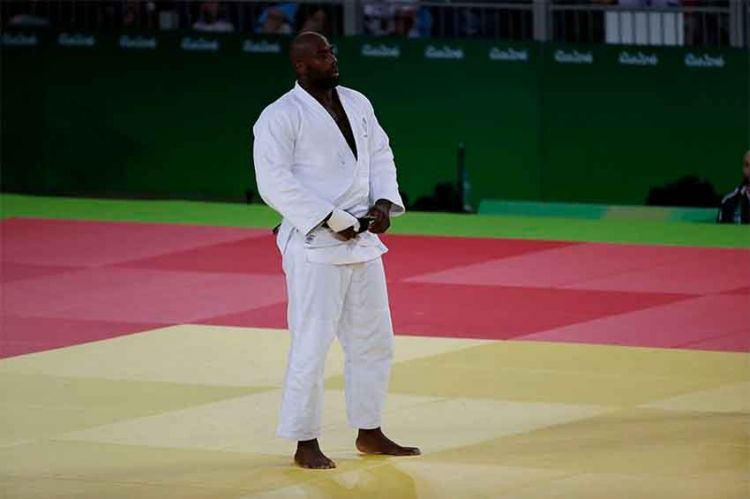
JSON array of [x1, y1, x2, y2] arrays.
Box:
[[325, 209, 360, 233], [374, 199, 392, 212]]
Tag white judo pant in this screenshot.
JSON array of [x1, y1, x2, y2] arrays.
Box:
[[277, 235, 395, 441]]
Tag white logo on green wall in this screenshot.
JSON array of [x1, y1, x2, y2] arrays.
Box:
[[554, 49, 593, 64], [684, 53, 725, 68], [2, 33, 38, 46], [618, 51, 658, 66], [488, 47, 528, 62], [181, 37, 219, 52], [362, 44, 400, 58], [243, 40, 281, 54], [58, 33, 95, 47], [425, 45, 464, 60], [119, 35, 157, 50]]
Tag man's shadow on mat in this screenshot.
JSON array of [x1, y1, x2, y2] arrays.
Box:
[[284, 460, 418, 498]]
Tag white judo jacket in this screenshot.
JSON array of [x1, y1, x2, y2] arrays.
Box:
[[253, 82, 405, 264]]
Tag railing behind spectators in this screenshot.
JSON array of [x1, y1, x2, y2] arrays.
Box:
[[1, 1, 746, 47], [363, 1, 535, 41], [549, 1, 736, 47]]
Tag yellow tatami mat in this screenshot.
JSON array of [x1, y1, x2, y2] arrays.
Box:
[[1, 326, 748, 498]]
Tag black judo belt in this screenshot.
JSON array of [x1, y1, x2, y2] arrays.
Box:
[[271, 216, 372, 236]]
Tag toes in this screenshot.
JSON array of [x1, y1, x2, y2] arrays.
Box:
[[303, 462, 334, 470], [314, 459, 336, 469], [389, 445, 420, 456], [296, 458, 337, 469]]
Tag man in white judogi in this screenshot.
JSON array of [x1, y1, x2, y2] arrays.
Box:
[[252, 32, 420, 469]]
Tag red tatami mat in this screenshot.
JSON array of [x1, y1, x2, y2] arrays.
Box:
[[680, 331, 750, 352], [1, 218, 747, 356], [1, 218, 257, 267], [0, 316, 159, 358], [203, 302, 288, 329], [1, 262, 77, 283], [385, 282, 693, 339], [117, 236, 282, 275], [564, 252, 750, 294], [517, 294, 749, 349], [117, 233, 575, 280], [405, 243, 737, 288], [721, 286, 750, 295], [2, 267, 286, 323], [378, 235, 577, 280]]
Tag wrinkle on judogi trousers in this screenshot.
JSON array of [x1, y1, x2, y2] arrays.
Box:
[[277, 232, 394, 441]]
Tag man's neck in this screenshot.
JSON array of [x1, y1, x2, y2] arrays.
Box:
[[299, 80, 334, 106]]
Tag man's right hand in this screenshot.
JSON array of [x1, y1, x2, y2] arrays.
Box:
[[333, 226, 358, 241]]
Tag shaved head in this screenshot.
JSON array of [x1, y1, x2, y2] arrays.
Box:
[[289, 31, 339, 90], [290, 31, 328, 64]]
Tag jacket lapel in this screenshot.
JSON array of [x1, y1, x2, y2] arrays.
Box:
[[336, 89, 363, 166], [292, 82, 356, 163]]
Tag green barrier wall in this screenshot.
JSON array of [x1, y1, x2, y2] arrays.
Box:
[[1, 31, 747, 206]]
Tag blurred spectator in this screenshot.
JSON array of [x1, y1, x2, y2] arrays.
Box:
[[193, 1, 234, 33], [393, 4, 417, 37], [124, 1, 138, 27], [363, 1, 431, 38], [717, 151, 750, 224], [610, 0, 680, 6], [123, 1, 157, 30], [455, 7, 483, 38], [394, 3, 434, 38], [593, 0, 680, 6], [363, 1, 392, 36], [255, 3, 296, 35], [298, 5, 330, 35], [6, 0, 49, 28]]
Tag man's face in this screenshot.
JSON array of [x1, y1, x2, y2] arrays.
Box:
[[743, 152, 750, 183], [298, 37, 339, 89]]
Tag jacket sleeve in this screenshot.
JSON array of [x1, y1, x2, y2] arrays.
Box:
[[366, 102, 405, 217], [253, 107, 337, 235]]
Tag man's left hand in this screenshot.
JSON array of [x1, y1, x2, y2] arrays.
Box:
[[367, 199, 392, 234]]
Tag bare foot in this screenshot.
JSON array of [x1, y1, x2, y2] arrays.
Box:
[[356, 427, 421, 456], [294, 439, 336, 469]]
